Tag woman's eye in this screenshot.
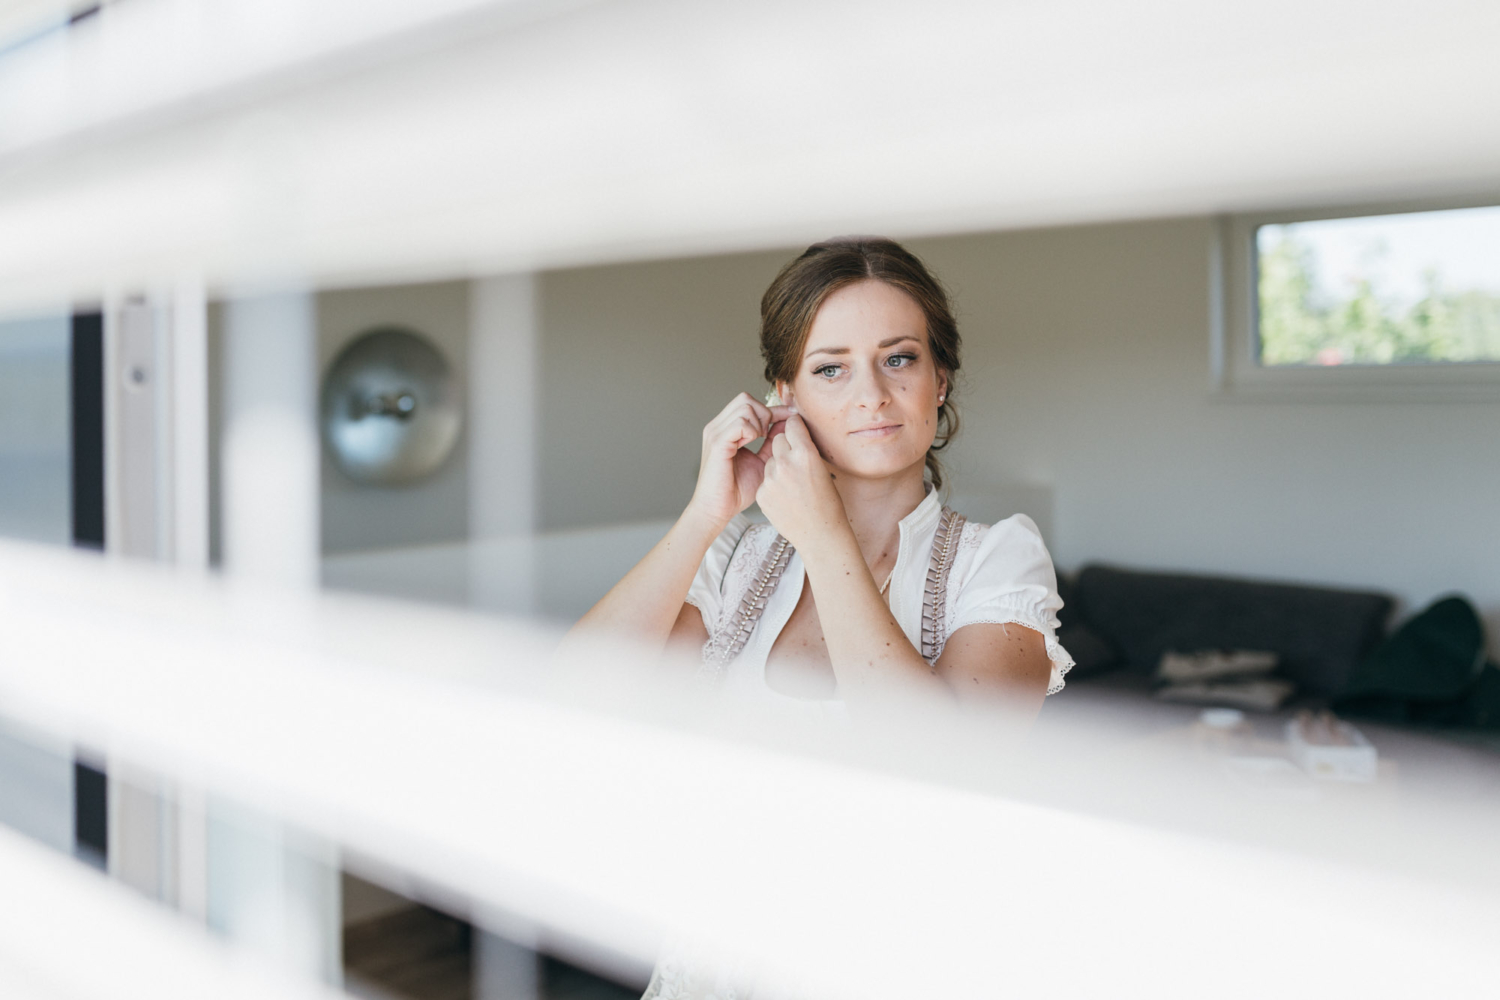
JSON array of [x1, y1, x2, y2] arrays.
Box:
[[813, 365, 841, 379], [886, 353, 916, 368]]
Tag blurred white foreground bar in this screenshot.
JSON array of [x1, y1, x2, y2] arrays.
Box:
[[0, 820, 346, 1000], [1, 538, 1499, 998], [6, 0, 1500, 309]]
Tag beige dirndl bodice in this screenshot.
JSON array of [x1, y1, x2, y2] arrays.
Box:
[[699, 505, 967, 675]]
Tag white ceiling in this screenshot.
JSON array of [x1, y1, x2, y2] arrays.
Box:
[[1, 0, 1499, 309]]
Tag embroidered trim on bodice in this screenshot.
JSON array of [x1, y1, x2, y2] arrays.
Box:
[[920, 506, 967, 661], [711, 522, 778, 634], [702, 529, 793, 668], [700, 507, 967, 675]]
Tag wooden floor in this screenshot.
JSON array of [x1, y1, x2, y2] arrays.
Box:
[[345, 904, 640, 1000]]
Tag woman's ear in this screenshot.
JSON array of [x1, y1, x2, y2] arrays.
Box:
[[936, 371, 949, 405], [777, 381, 796, 412]]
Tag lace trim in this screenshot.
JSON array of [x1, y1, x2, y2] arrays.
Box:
[[955, 518, 988, 558], [686, 521, 759, 633], [941, 614, 1076, 695], [640, 948, 755, 1000]]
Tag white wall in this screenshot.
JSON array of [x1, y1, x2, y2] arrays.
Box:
[[532, 221, 1500, 653]]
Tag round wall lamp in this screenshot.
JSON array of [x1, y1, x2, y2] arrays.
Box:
[[320, 327, 462, 486]]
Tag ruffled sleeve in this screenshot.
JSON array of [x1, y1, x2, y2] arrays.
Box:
[[684, 513, 754, 634], [948, 513, 1075, 695]]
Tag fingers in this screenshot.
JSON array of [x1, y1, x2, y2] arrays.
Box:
[[705, 395, 753, 438], [734, 416, 762, 449], [736, 395, 795, 434], [735, 392, 773, 432], [709, 393, 780, 441], [702, 397, 804, 476], [783, 413, 813, 448], [783, 412, 831, 462], [757, 444, 777, 490], [767, 415, 819, 465], [704, 399, 765, 453], [745, 395, 772, 430]]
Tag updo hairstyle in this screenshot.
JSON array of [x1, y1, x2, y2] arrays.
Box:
[[760, 237, 962, 488]]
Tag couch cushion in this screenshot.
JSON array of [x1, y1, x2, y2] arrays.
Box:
[[1055, 573, 1121, 677], [1056, 620, 1118, 678], [1074, 565, 1393, 697]]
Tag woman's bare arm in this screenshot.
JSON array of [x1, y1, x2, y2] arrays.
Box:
[[563, 393, 787, 656], [934, 622, 1051, 717], [796, 535, 1050, 712], [566, 509, 723, 654], [782, 523, 949, 700]]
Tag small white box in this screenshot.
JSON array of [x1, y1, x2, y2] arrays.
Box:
[[1285, 712, 1378, 783]]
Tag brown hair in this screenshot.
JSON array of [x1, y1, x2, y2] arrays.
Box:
[[760, 236, 962, 488]]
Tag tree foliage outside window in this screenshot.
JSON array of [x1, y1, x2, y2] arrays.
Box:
[[1257, 211, 1500, 367]]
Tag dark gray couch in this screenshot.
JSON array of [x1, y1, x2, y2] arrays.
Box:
[[1058, 565, 1395, 698]]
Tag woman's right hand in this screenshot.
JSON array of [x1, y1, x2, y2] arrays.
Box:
[[687, 393, 792, 529]]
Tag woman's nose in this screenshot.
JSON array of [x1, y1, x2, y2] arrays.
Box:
[[853, 366, 890, 409]]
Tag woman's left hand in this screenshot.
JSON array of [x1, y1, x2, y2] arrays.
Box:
[[755, 415, 851, 552]]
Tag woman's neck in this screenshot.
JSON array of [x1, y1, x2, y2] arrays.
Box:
[[829, 464, 930, 573]]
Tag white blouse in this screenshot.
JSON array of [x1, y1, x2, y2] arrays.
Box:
[[684, 486, 1073, 705]]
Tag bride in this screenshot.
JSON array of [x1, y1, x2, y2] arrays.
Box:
[[568, 236, 1074, 999], [570, 236, 1072, 713]]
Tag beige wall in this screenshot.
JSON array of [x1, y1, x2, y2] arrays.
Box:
[[317, 281, 470, 555], [538, 250, 790, 530], [211, 282, 474, 561], [535, 220, 1500, 653]]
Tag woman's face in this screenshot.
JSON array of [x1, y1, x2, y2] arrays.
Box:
[[779, 279, 947, 482]]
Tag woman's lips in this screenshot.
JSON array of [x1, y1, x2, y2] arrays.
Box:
[[849, 423, 902, 438]]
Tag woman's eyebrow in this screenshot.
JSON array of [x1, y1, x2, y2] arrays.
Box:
[[806, 335, 920, 358]]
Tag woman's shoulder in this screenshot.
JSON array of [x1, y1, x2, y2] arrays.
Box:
[[948, 508, 1055, 591], [950, 508, 1043, 540], [943, 507, 1073, 695]]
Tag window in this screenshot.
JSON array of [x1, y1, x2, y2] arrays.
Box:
[[1216, 203, 1500, 399]]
